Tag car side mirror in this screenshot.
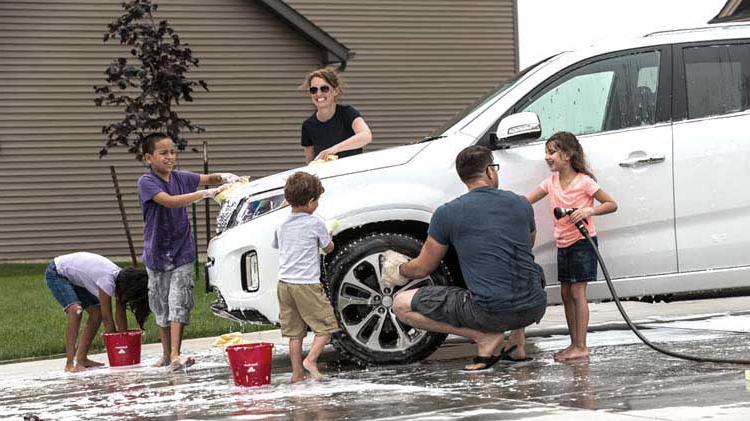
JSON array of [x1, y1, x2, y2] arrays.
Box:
[[490, 112, 542, 150]]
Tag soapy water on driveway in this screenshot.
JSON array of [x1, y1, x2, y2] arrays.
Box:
[[3, 314, 750, 420]]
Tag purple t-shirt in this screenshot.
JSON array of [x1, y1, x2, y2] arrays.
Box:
[[138, 169, 201, 271]]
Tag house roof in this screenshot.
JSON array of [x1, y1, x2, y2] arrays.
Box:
[[710, 0, 750, 23], [257, 0, 354, 69]]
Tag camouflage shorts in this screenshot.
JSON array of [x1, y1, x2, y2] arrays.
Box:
[[147, 263, 194, 327]]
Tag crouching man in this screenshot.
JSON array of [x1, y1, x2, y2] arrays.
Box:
[[383, 145, 547, 371]]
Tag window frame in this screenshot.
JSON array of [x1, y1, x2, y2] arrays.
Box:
[[672, 38, 750, 121], [495, 45, 673, 141]]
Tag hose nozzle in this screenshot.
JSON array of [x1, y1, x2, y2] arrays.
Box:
[[553, 207, 588, 236]]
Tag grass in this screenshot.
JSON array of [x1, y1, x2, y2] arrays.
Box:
[[0, 263, 274, 363]]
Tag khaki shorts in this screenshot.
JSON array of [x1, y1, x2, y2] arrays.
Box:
[[277, 281, 340, 339]]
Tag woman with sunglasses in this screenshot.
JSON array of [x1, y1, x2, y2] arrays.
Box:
[[301, 68, 372, 164]]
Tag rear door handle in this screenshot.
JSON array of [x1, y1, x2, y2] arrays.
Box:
[[619, 155, 665, 168]]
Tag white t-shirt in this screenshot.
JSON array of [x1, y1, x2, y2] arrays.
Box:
[[272, 212, 331, 284], [54, 252, 121, 297]]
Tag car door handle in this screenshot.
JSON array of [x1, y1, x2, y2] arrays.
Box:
[[618, 156, 665, 168]]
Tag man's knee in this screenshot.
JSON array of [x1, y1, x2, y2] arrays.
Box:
[[391, 291, 414, 318]]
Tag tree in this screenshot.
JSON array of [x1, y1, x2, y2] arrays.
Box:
[[94, 0, 208, 160]]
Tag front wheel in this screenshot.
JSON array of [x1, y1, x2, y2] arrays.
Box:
[[325, 233, 452, 365]]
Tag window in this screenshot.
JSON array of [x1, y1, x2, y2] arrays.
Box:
[[683, 43, 750, 119], [517, 51, 660, 139]]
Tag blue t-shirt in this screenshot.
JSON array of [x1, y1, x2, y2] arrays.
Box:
[[137, 169, 201, 271], [427, 186, 546, 313], [301, 104, 363, 158]]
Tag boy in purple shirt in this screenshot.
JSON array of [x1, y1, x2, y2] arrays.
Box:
[[138, 132, 240, 370]]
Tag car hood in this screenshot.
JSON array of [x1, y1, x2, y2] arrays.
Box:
[[228, 142, 430, 198]]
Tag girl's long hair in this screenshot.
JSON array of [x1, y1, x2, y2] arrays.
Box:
[[546, 131, 596, 181]]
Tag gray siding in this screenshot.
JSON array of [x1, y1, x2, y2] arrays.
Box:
[[286, 0, 518, 147], [0, 0, 517, 262], [0, 0, 321, 261]]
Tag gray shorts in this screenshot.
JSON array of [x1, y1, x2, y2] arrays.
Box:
[[147, 263, 194, 327], [411, 286, 546, 333]]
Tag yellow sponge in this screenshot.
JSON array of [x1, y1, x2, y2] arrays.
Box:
[[212, 332, 246, 347], [326, 219, 340, 233], [310, 155, 339, 165], [214, 180, 249, 203]]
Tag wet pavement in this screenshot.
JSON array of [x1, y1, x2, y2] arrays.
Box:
[[3, 314, 750, 420]]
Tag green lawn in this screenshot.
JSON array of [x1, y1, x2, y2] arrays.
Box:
[[0, 263, 274, 363]]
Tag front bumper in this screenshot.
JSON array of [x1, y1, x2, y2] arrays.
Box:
[[210, 292, 272, 325]]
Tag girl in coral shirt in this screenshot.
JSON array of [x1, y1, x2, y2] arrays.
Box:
[[527, 131, 617, 361]]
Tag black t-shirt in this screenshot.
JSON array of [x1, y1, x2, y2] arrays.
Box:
[[428, 186, 546, 313], [301, 104, 363, 158]]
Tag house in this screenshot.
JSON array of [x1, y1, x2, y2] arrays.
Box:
[[0, 0, 517, 261]]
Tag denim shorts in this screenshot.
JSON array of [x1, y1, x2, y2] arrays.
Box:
[[411, 286, 546, 333], [557, 236, 598, 283], [45, 260, 100, 311]]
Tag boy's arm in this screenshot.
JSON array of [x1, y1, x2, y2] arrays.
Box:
[[199, 172, 243, 186], [98, 289, 117, 333], [152, 189, 224, 208], [322, 240, 334, 254]]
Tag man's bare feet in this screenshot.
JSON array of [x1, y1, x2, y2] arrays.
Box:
[[170, 355, 196, 371], [302, 359, 324, 381], [153, 356, 171, 368], [555, 346, 589, 361], [475, 332, 505, 356], [501, 344, 529, 361], [65, 364, 87, 373], [463, 333, 504, 371], [76, 358, 104, 368]]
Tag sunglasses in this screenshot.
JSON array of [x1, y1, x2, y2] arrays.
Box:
[[308, 85, 331, 95], [487, 163, 500, 172]]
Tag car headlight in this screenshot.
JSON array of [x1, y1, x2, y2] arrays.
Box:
[[230, 190, 288, 229]]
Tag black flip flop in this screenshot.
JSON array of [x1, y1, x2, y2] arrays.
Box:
[[460, 354, 501, 372], [499, 345, 533, 363]]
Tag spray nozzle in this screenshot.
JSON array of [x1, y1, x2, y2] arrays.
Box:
[[553, 207, 588, 236]]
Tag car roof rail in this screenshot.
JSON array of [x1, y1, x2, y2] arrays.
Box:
[[645, 22, 750, 38]]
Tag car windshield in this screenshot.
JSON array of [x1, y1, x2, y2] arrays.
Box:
[[428, 55, 557, 137]]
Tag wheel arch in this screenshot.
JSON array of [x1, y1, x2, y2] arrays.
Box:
[[328, 218, 466, 289]]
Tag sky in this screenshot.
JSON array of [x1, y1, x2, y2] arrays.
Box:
[[518, 0, 729, 69]]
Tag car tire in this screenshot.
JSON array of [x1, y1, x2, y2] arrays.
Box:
[[325, 232, 452, 365]]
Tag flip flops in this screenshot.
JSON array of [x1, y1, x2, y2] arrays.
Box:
[[461, 354, 502, 372], [499, 345, 533, 363]]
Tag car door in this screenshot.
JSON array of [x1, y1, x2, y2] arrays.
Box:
[[672, 40, 750, 272], [492, 46, 677, 285]]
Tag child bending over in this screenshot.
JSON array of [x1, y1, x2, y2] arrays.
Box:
[[45, 252, 149, 372]]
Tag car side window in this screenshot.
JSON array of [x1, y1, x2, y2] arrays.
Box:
[[517, 51, 660, 139], [683, 43, 750, 119]]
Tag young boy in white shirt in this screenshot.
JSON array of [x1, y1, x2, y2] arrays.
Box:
[[272, 172, 340, 382]]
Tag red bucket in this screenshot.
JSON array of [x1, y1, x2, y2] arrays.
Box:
[[103, 329, 142, 367], [226, 342, 274, 387]]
